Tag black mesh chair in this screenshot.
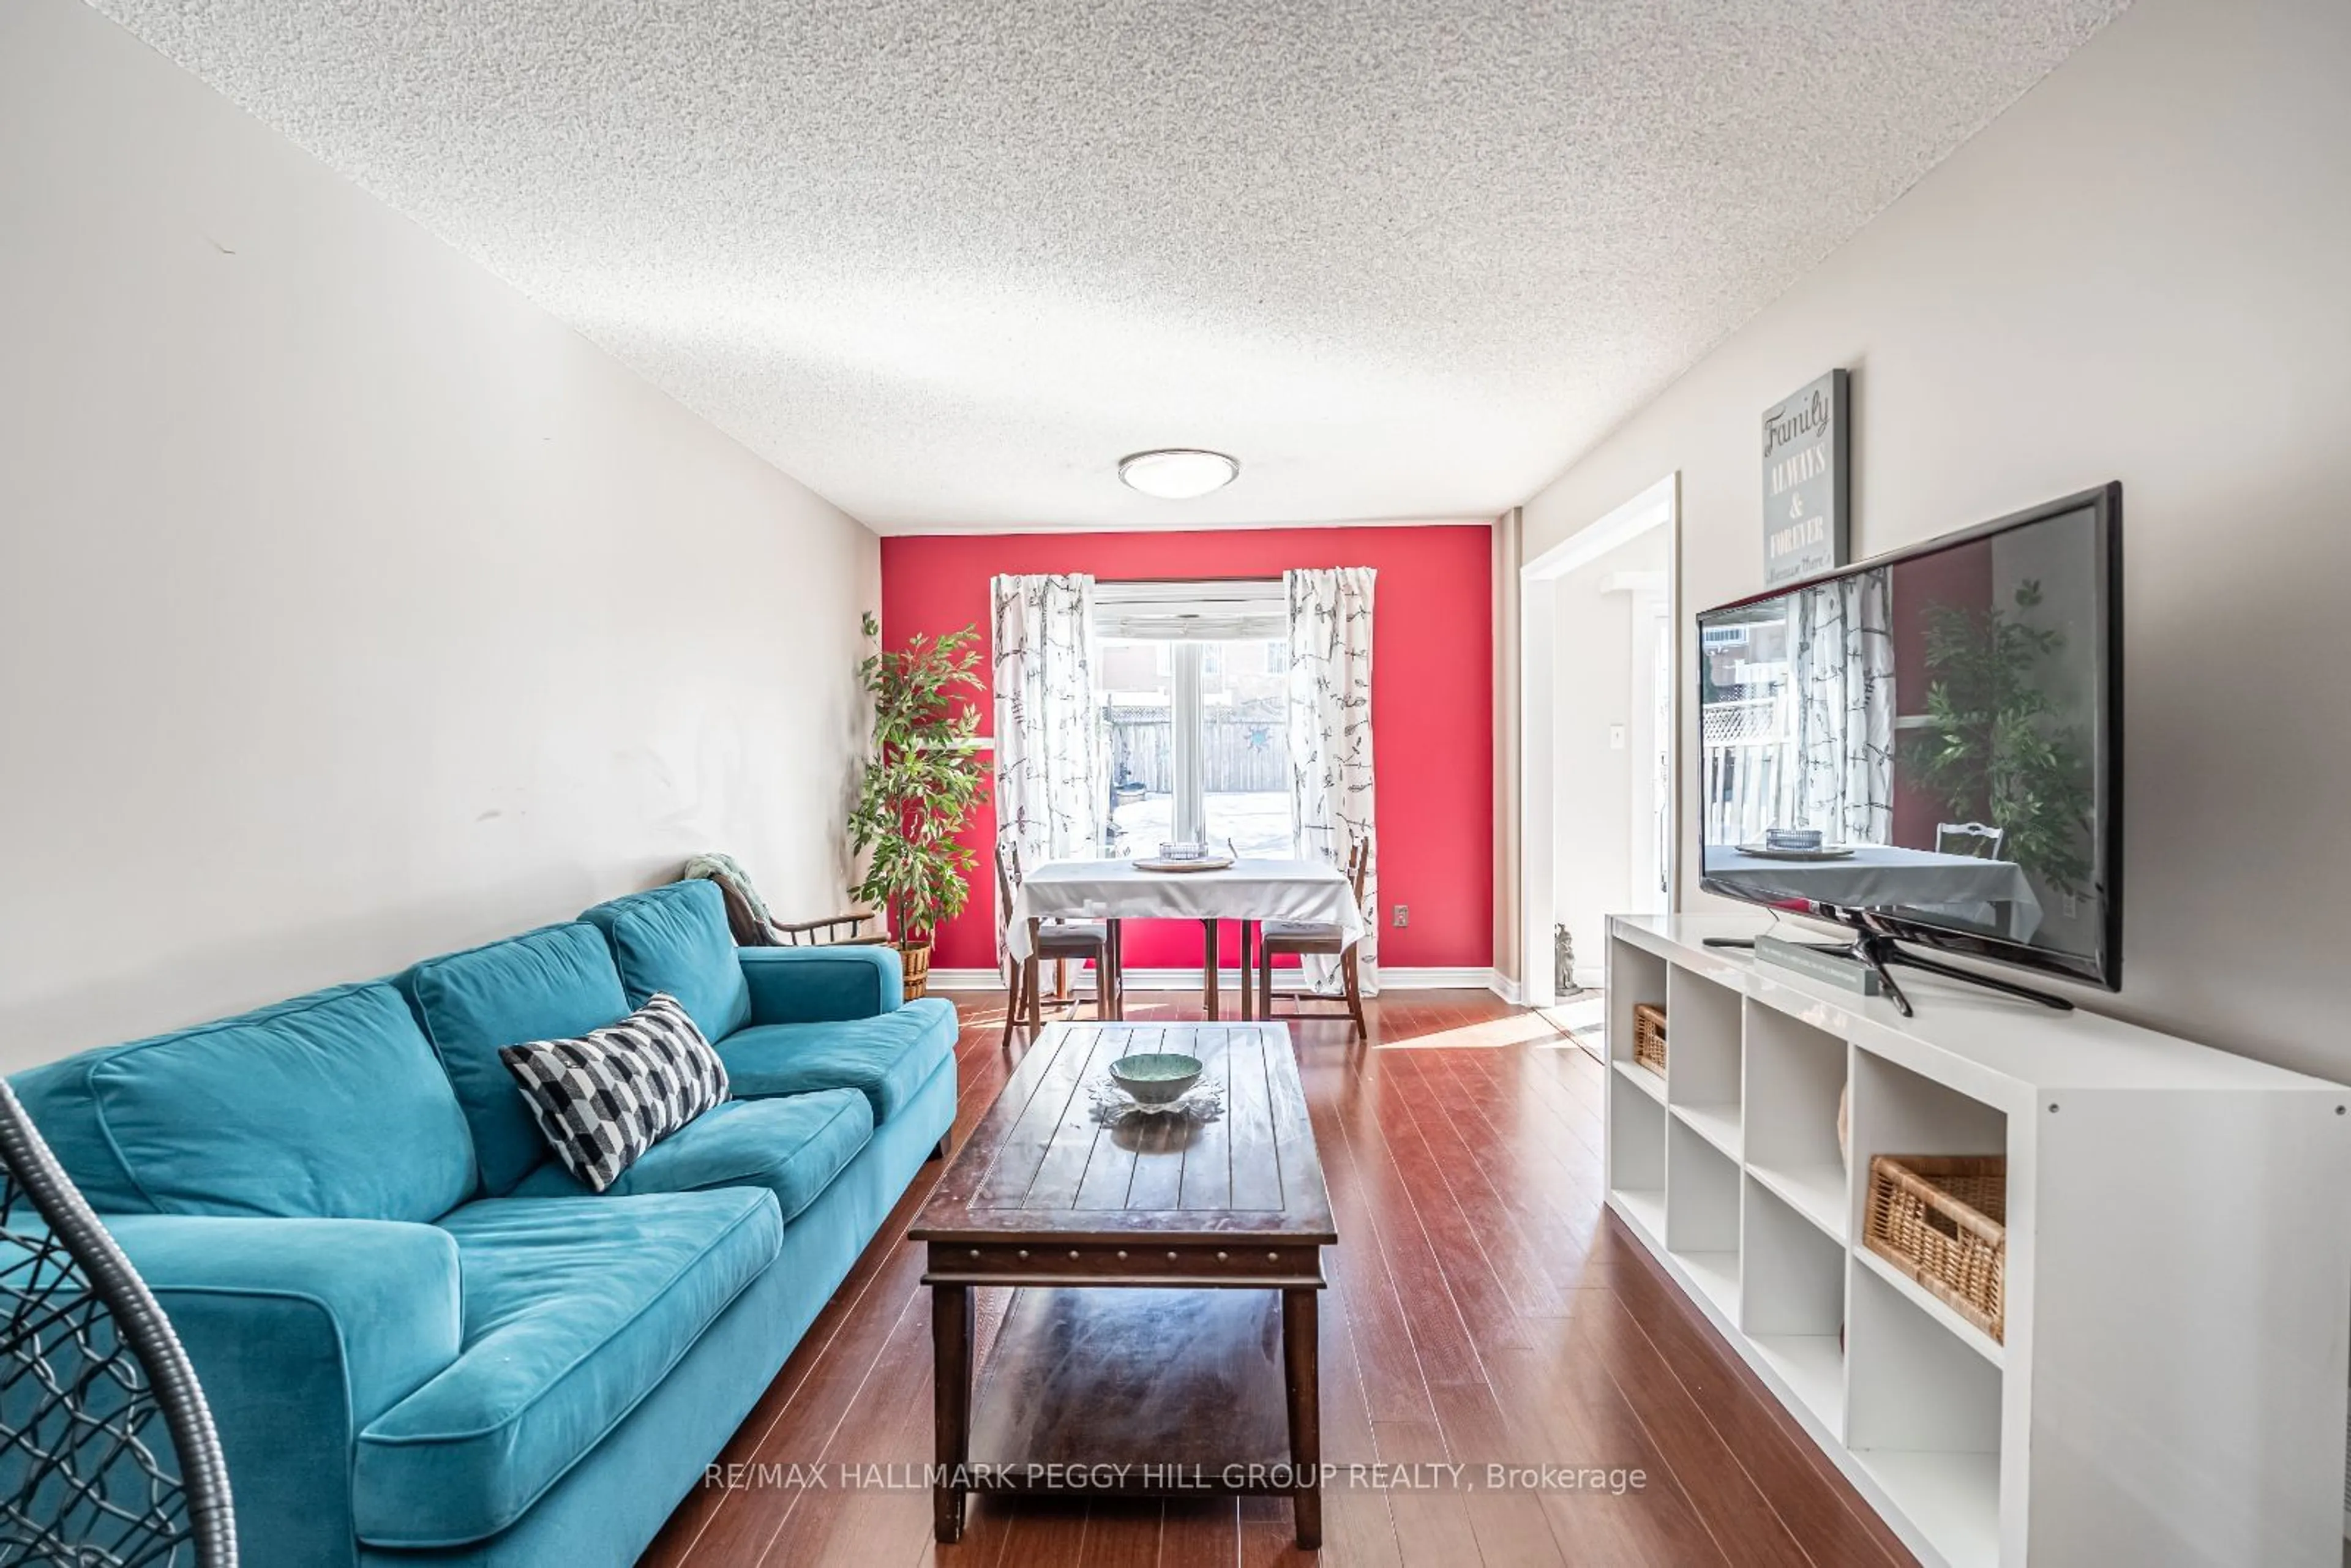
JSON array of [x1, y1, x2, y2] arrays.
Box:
[[0, 1081, 236, 1566]]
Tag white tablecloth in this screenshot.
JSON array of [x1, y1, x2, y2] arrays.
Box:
[[1704, 845, 2044, 939], [1006, 858, 1362, 962]]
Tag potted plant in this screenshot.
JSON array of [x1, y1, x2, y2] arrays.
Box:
[[1907, 579, 2095, 896], [849, 612, 990, 998]]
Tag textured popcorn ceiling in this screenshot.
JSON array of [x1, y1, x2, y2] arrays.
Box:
[[91, 1, 2127, 533]]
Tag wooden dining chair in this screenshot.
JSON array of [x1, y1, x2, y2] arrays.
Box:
[[997, 842, 1120, 1047], [684, 852, 888, 947], [1257, 836, 1371, 1040], [1935, 822, 2007, 860]]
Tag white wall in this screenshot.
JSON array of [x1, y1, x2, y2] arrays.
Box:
[[1548, 528, 1670, 986], [1518, 0, 2351, 1079], [1490, 507, 1523, 986], [0, 0, 880, 1068]]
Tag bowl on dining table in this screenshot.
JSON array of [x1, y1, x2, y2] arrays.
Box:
[[1108, 1052, 1203, 1105]]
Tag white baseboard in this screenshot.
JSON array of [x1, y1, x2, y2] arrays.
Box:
[[928, 969, 1017, 992], [1509, 966, 1608, 1009], [928, 966, 1507, 997], [1381, 967, 1505, 991]]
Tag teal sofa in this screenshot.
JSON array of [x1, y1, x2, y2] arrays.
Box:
[[8, 880, 958, 1567]]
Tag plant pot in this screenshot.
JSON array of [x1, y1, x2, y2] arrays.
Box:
[[895, 939, 933, 1002]]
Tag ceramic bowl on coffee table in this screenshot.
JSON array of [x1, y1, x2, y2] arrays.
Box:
[[1108, 1052, 1203, 1105]]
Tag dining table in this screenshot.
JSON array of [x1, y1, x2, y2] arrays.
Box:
[[1704, 843, 2045, 939], [1005, 857, 1363, 1020]]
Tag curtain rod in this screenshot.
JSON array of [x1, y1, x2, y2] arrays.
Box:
[[1097, 573, 1283, 585]]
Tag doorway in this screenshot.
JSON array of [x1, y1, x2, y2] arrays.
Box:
[[1518, 475, 1680, 1045]]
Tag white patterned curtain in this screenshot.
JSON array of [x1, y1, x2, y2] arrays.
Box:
[[1785, 566, 1894, 845], [992, 575, 1102, 956], [1286, 568, 1378, 994]]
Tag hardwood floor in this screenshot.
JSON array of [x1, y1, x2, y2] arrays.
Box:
[[642, 990, 1915, 1567]]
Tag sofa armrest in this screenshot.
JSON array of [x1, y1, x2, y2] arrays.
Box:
[[103, 1214, 463, 1568], [738, 945, 904, 1024]]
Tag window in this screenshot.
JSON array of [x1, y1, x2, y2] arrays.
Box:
[[1698, 604, 1792, 847], [1095, 581, 1291, 858]]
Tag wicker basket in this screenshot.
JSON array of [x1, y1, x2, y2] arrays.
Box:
[[1863, 1155, 2006, 1341], [895, 940, 932, 1002], [1632, 1003, 1668, 1077]]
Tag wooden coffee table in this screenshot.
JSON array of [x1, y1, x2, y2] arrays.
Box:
[[911, 1021, 1336, 1547]]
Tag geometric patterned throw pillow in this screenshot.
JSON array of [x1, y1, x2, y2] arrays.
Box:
[[498, 992, 730, 1193]]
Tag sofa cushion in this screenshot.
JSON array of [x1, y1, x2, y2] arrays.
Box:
[[500, 994, 732, 1193], [401, 923, 632, 1195], [579, 881, 752, 1043], [740, 944, 904, 1024], [714, 997, 957, 1124], [9, 982, 476, 1221], [509, 1090, 872, 1223], [353, 1188, 781, 1548]]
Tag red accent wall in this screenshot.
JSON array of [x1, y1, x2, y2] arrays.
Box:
[[880, 526, 1494, 975], [1889, 546, 1994, 846]]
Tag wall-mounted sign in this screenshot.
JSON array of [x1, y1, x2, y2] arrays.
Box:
[[1761, 369, 1849, 587]]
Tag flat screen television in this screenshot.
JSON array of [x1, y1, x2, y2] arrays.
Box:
[[1697, 483, 2121, 999]]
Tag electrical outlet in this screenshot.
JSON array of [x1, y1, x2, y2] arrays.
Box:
[[1608, 724, 1626, 751], [2061, 891, 2078, 919], [1392, 904, 1409, 928]]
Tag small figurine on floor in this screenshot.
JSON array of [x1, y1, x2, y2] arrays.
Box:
[[1554, 924, 1588, 999]]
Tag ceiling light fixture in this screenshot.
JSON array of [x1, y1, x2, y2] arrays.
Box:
[[1117, 448, 1239, 500]]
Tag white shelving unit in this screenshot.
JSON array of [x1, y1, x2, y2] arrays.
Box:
[[1605, 913, 2351, 1568]]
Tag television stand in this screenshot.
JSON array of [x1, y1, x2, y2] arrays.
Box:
[[1601, 913, 2351, 1567], [1703, 931, 2075, 1017], [1844, 932, 2073, 1017]]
